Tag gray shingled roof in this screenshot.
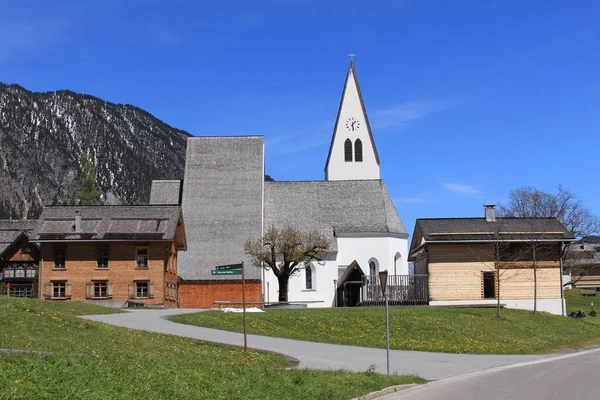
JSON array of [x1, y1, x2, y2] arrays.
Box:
[[264, 180, 408, 251], [149, 180, 182, 205], [414, 217, 574, 245], [178, 136, 264, 281], [0, 220, 36, 257], [30, 205, 185, 248]]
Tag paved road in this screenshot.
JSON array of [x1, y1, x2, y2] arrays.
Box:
[[82, 308, 553, 380], [380, 348, 600, 399]]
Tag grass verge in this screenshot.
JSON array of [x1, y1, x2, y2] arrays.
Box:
[[0, 297, 424, 399], [170, 306, 600, 354]]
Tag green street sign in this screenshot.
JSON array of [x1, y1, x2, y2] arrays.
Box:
[[215, 263, 243, 271], [212, 269, 242, 276]]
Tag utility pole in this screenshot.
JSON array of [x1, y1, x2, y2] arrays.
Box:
[[378, 271, 390, 375]]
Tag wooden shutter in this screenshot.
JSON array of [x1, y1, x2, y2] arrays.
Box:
[[65, 283, 72, 299], [128, 284, 135, 299], [44, 283, 52, 299], [148, 282, 154, 298], [86, 283, 92, 299], [107, 282, 113, 298]]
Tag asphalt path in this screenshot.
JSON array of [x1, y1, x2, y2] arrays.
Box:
[[380, 348, 600, 400], [82, 308, 555, 380]]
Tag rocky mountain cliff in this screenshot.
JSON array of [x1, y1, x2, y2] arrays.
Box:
[[0, 83, 190, 219]]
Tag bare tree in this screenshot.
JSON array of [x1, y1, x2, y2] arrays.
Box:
[[244, 226, 331, 302], [498, 185, 599, 238], [498, 185, 598, 294]]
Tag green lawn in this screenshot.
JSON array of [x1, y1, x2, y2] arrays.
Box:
[[170, 305, 600, 355], [565, 288, 600, 326], [0, 298, 423, 399]]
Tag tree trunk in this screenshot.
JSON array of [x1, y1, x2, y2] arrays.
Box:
[[278, 275, 289, 302]]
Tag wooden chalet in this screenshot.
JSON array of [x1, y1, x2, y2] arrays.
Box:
[[409, 205, 575, 315], [0, 220, 39, 297]]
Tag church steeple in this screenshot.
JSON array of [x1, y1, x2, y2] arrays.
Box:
[[325, 61, 380, 181]]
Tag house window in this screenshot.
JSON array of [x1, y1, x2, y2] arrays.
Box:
[[94, 281, 108, 298], [86, 281, 112, 299], [482, 271, 496, 299], [45, 281, 71, 299], [15, 268, 25, 278], [97, 247, 109, 269], [354, 139, 363, 162], [25, 268, 36, 278], [305, 265, 314, 290], [165, 281, 177, 301], [130, 281, 154, 299], [54, 248, 66, 269], [52, 281, 66, 299], [3, 269, 14, 278], [136, 247, 149, 269], [344, 138, 353, 162]]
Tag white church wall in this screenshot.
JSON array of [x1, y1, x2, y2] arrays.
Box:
[[262, 236, 409, 309], [336, 235, 409, 276], [263, 259, 339, 308]]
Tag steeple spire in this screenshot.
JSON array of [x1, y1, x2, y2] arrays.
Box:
[[325, 61, 380, 181]]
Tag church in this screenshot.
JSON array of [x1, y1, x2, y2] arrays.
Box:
[[150, 62, 409, 308]]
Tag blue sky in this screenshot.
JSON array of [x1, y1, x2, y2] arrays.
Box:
[[2, 0, 599, 234]]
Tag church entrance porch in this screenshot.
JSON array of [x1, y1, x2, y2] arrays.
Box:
[[336, 261, 428, 307]]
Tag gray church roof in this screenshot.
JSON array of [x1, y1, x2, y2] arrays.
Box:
[[264, 179, 408, 251], [0, 220, 36, 257], [178, 136, 264, 281], [149, 180, 182, 205], [30, 205, 186, 249]]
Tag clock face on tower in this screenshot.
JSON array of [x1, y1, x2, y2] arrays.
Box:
[[345, 117, 360, 132]]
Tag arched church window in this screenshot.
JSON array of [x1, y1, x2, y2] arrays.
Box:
[[305, 265, 314, 290], [394, 252, 401, 275], [354, 139, 363, 162], [344, 139, 353, 162], [369, 261, 377, 276]]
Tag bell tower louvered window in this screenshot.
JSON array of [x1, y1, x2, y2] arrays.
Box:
[[344, 139, 353, 162], [354, 139, 363, 162]]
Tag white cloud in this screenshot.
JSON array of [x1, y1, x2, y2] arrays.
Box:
[[371, 100, 457, 129], [442, 182, 480, 196]]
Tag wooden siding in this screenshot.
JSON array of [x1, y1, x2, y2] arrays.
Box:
[[427, 243, 561, 264], [429, 262, 561, 301], [4, 236, 39, 263]]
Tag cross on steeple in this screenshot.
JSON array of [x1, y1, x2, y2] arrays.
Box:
[[347, 50, 356, 61]]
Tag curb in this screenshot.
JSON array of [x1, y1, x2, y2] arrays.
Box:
[[353, 384, 419, 400]]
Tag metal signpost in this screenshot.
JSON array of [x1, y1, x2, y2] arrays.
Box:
[[213, 262, 247, 351], [378, 270, 390, 375]]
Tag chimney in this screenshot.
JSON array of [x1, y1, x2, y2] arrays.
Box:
[[484, 204, 496, 222], [75, 211, 82, 233]]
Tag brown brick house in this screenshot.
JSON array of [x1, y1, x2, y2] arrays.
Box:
[[0, 220, 39, 297], [30, 205, 186, 307]]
